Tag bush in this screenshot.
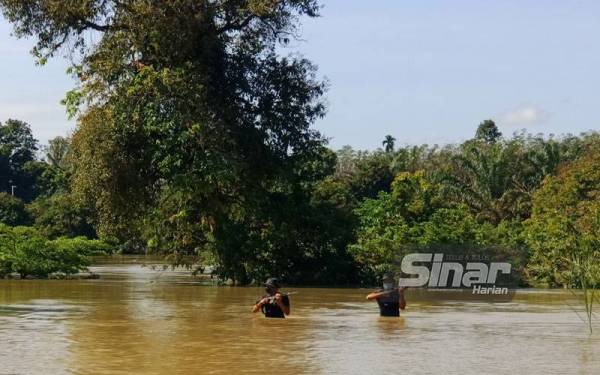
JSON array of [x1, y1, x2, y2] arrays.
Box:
[[50, 236, 112, 256], [0, 224, 110, 278]]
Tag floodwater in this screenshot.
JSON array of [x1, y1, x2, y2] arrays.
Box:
[[0, 264, 598, 375]]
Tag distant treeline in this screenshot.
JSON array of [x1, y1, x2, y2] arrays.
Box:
[[1, 118, 599, 286]]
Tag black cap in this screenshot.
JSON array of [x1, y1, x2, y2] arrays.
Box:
[[382, 272, 395, 282], [264, 277, 282, 289]]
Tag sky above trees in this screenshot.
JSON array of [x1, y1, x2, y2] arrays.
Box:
[[1, 0, 600, 149]]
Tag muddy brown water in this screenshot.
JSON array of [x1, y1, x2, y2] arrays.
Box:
[[0, 264, 598, 374]]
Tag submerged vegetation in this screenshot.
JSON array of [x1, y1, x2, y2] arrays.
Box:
[[0, 224, 109, 278]]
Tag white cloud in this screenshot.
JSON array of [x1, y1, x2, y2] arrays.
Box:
[[499, 104, 550, 127]]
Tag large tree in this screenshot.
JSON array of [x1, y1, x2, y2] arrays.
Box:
[[0, 192, 31, 226], [45, 136, 70, 169], [475, 119, 502, 144], [525, 149, 600, 287], [382, 135, 395, 153], [0, 0, 334, 283], [0, 119, 39, 200]]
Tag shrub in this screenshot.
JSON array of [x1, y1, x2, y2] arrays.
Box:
[[0, 224, 110, 278], [50, 236, 112, 256]]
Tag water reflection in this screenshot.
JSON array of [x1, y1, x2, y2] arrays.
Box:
[[0, 266, 599, 374], [0, 299, 78, 375]]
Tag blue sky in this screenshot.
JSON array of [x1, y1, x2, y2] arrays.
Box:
[[1, 0, 600, 149]]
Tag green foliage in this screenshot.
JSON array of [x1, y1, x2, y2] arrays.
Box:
[[312, 176, 356, 210], [0, 119, 37, 167], [0, 0, 335, 282], [27, 193, 96, 239], [524, 148, 600, 331], [50, 236, 112, 256], [209, 190, 357, 285], [572, 254, 599, 333], [525, 149, 600, 287], [0, 119, 38, 201], [21, 160, 67, 198], [45, 136, 70, 169], [349, 170, 528, 284], [69, 107, 149, 246], [142, 146, 357, 285], [441, 134, 564, 223], [0, 120, 67, 201], [0, 224, 109, 278], [333, 148, 395, 201], [390, 144, 439, 175], [349, 171, 443, 280], [475, 119, 502, 144], [0, 192, 30, 226], [382, 135, 396, 153]]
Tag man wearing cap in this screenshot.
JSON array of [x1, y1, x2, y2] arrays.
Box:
[[252, 278, 291, 318], [366, 273, 407, 317]]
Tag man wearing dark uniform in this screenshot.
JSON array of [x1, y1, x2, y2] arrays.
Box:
[[252, 278, 290, 318], [366, 273, 406, 317]]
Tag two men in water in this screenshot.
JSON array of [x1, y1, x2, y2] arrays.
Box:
[[366, 273, 407, 317], [253, 274, 406, 318], [252, 277, 290, 318]]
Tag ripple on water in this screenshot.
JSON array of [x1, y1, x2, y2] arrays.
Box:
[[0, 268, 598, 375], [0, 299, 84, 375]]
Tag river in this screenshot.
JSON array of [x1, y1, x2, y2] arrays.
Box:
[[0, 263, 598, 374]]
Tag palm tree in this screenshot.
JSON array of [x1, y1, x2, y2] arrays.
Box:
[[443, 142, 514, 224], [442, 136, 562, 223], [382, 135, 396, 153]]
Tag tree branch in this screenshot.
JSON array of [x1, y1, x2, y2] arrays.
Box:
[[81, 20, 111, 32], [217, 14, 256, 34]]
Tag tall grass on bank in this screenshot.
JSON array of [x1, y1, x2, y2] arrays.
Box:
[[570, 253, 599, 334]]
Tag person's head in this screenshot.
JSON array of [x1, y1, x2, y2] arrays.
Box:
[[382, 273, 396, 290], [264, 277, 281, 295]]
